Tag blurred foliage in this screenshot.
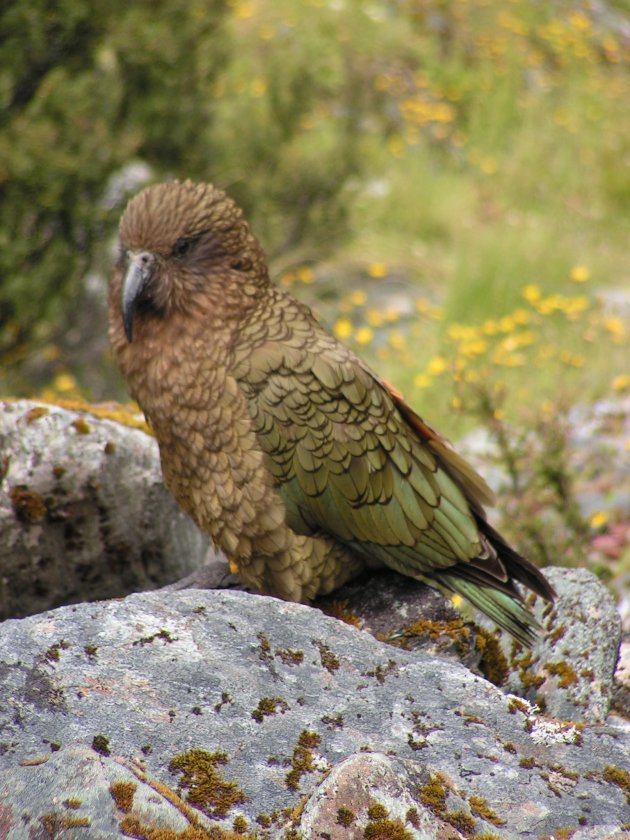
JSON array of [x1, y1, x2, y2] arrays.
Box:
[[0, 0, 230, 355], [0, 0, 407, 373], [2, 0, 629, 413]]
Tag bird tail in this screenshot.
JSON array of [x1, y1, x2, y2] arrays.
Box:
[[439, 573, 540, 646]]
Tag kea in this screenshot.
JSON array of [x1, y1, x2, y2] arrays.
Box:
[[108, 179, 554, 644]]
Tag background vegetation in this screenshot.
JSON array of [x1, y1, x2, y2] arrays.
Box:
[[1, 0, 629, 578]]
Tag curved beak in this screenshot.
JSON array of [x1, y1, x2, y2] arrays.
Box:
[[122, 251, 155, 342]]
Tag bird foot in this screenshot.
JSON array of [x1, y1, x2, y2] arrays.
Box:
[[157, 553, 246, 593]]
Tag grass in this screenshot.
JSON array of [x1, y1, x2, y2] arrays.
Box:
[[265, 0, 630, 438]]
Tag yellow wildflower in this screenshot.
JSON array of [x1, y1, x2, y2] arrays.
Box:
[[53, 373, 78, 393], [522, 284, 541, 304], [426, 356, 448, 376], [368, 262, 388, 279], [349, 289, 367, 306], [589, 511, 608, 529], [354, 326, 374, 346], [388, 331, 405, 350], [461, 338, 487, 357], [366, 309, 384, 327], [512, 308, 531, 325], [603, 316, 627, 341], [611, 374, 630, 392], [333, 318, 353, 340], [569, 265, 590, 283]]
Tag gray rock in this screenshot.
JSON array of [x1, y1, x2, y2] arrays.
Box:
[[0, 399, 209, 621], [484, 567, 622, 723], [0, 589, 628, 838], [298, 752, 468, 839], [315, 569, 483, 671]]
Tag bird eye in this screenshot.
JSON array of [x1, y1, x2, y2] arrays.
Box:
[[172, 237, 197, 259]]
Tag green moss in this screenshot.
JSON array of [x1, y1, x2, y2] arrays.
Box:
[[321, 713, 344, 729], [549, 625, 566, 644], [476, 628, 509, 686], [119, 813, 246, 838], [405, 808, 419, 828], [389, 618, 472, 657], [71, 417, 91, 434], [257, 632, 272, 661], [274, 647, 305, 666], [314, 640, 340, 672], [44, 640, 69, 663], [40, 813, 90, 833], [285, 731, 321, 791], [468, 795, 505, 826], [91, 735, 111, 756], [214, 692, 233, 712], [232, 815, 248, 834], [84, 644, 98, 659], [367, 803, 388, 820], [519, 757, 537, 769], [407, 733, 427, 751], [133, 629, 176, 646], [602, 765, 630, 803], [298, 731, 321, 749], [10, 485, 47, 522], [251, 697, 289, 723], [545, 661, 579, 688], [25, 406, 50, 424], [169, 748, 245, 819], [550, 764, 579, 781], [507, 697, 529, 714], [336, 807, 356, 826], [364, 661, 397, 684], [445, 810, 476, 833], [363, 818, 415, 839], [418, 772, 448, 815], [503, 742, 517, 754], [19, 755, 50, 766], [319, 598, 362, 627], [110, 780, 136, 813], [62, 799, 82, 810], [0, 454, 10, 482]]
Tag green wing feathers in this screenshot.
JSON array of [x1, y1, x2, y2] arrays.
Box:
[[238, 315, 554, 641]]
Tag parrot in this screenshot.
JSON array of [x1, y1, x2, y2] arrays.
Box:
[[108, 180, 554, 644]]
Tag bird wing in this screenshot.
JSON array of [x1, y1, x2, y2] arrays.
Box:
[[236, 327, 505, 582]]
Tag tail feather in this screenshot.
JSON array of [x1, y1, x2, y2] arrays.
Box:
[[439, 574, 541, 646]]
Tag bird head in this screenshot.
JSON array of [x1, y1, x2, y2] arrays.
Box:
[[111, 180, 269, 343]]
